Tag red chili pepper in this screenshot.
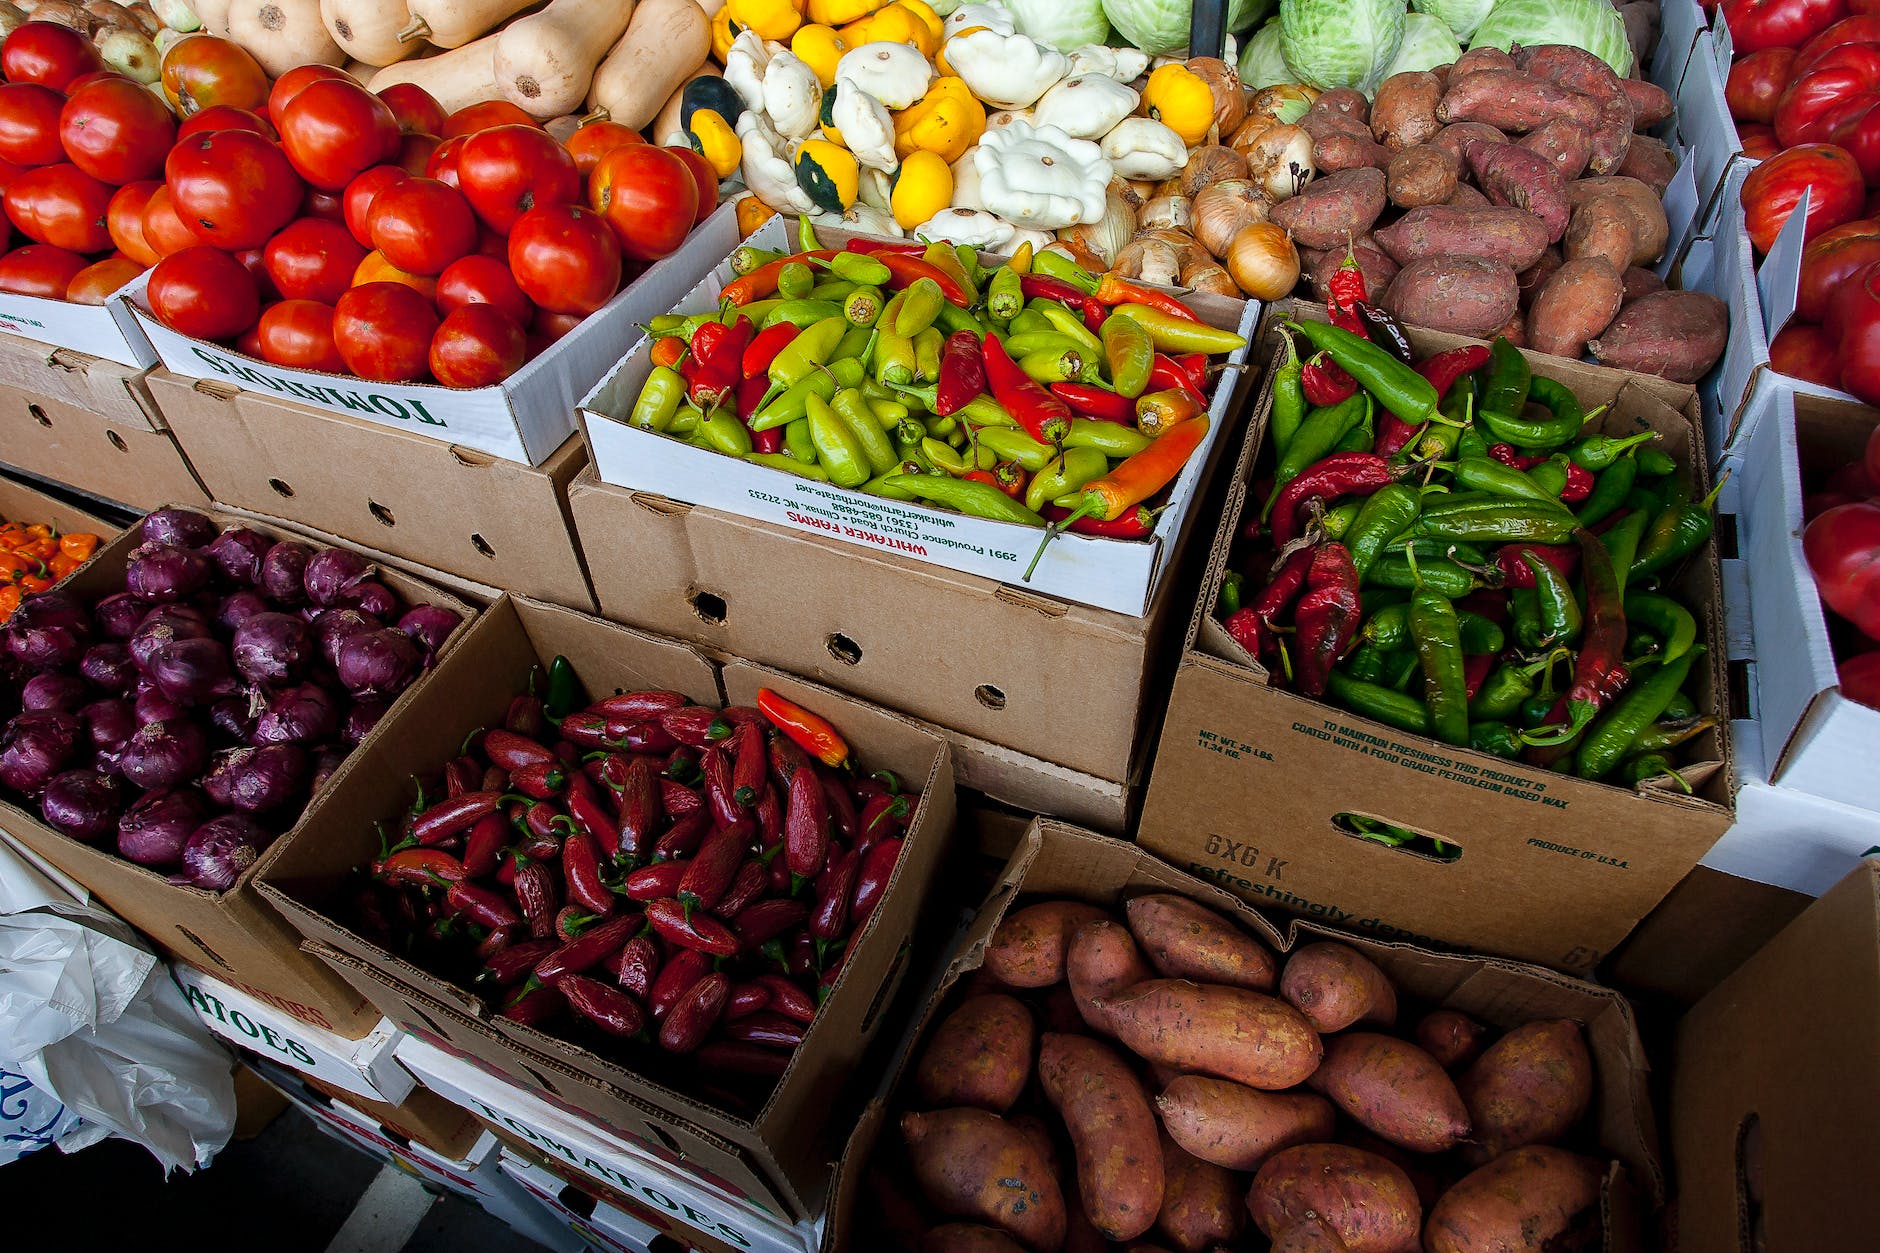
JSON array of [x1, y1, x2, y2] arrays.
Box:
[[738, 376, 775, 430], [850, 836, 901, 928], [679, 820, 750, 914], [782, 764, 828, 879], [935, 330, 986, 417], [483, 728, 555, 771], [499, 983, 564, 1026], [853, 238, 923, 255], [1177, 353, 1208, 390], [623, 860, 686, 900], [557, 711, 609, 748], [520, 801, 568, 848], [609, 754, 660, 864], [1093, 272, 1199, 321], [810, 847, 858, 941], [1294, 542, 1361, 698], [1489, 444, 1546, 470], [856, 791, 910, 852], [876, 253, 969, 306], [514, 859, 560, 938], [612, 935, 658, 1000], [687, 316, 753, 410], [1530, 529, 1631, 764], [965, 464, 1028, 500], [655, 809, 711, 861], [445, 880, 521, 929], [1374, 413, 1424, 458], [560, 974, 646, 1037], [648, 948, 711, 1019], [412, 791, 503, 846], [1050, 381, 1134, 424], [589, 691, 688, 720], [727, 981, 772, 1020], [981, 332, 1071, 448], [657, 971, 728, 1053], [659, 705, 735, 749], [717, 859, 768, 921], [701, 745, 745, 827], [1042, 502, 1157, 538], [754, 783, 783, 848], [753, 973, 816, 1024], [756, 689, 847, 768], [1082, 300, 1107, 332], [645, 898, 739, 957], [1224, 547, 1314, 659], [821, 771, 858, 843], [375, 847, 466, 887], [721, 250, 839, 305], [475, 923, 522, 962], [742, 321, 799, 379], [476, 939, 556, 989], [555, 905, 601, 941], [1301, 353, 1358, 406], [1561, 462, 1595, 503], [562, 832, 614, 914], [1495, 543, 1578, 588], [1414, 345, 1492, 397], [508, 759, 567, 799], [532, 913, 638, 984], [1149, 354, 1207, 408], [1018, 273, 1095, 313], [1269, 452, 1401, 546], [443, 757, 481, 798], [1464, 652, 1493, 702], [660, 777, 704, 817], [768, 734, 815, 791], [1328, 250, 1368, 324], [724, 1011, 805, 1049], [731, 898, 809, 950]]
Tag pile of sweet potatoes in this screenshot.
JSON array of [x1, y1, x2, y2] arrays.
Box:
[[881, 893, 1611, 1253], [1276, 43, 1727, 384]]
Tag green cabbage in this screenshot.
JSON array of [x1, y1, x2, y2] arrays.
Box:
[[1409, 0, 1495, 42], [1102, 0, 1274, 58], [1278, 0, 1404, 95], [1468, 0, 1633, 76], [1384, 12, 1463, 77], [1003, 0, 1111, 50], [1237, 20, 1291, 88]]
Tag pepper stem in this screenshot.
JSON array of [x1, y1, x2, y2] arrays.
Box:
[[1025, 497, 1095, 580]]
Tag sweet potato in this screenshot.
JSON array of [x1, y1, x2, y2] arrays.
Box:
[[1414, 1009, 1489, 1070], [1568, 177, 1669, 265], [1306, 1032, 1471, 1153], [1436, 69, 1604, 136], [1008, 1113, 1062, 1179], [1311, 87, 1370, 121], [1371, 71, 1442, 151], [984, 900, 1109, 988], [1515, 44, 1634, 174], [1621, 77, 1674, 128], [1248, 1144, 1422, 1253], [1429, 121, 1506, 163], [1067, 919, 1152, 1035], [1518, 117, 1592, 182], [1156, 1075, 1337, 1170], [1588, 290, 1729, 382], [1527, 258, 1625, 358], [1620, 4, 1663, 82], [1382, 256, 1519, 338], [1270, 167, 1388, 250], [1277, 942, 1398, 1033], [1059, 1175, 1109, 1253], [1155, 1137, 1244, 1253], [1457, 1019, 1594, 1164], [1496, 310, 1528, 347], [1449, 46, 1515, 78], [1372, 206, 1548, 271], [1314, 130, 1393, 174], [1386, 145, 1459, 207], [1617, 134, 1678, 195], [1517, 247, 1565, 310], [1038, 1033, 1164, 1242], [1445, 181, 1490, 208], [1564, 198, 1640, 274], [1622, 265, 1666, 302], [1301, 108, 1372, 148], [1423, 1146, 1604, 1253], [1097, 979, 1322, 1090], [902, 1108, 1067, 1252], [1271, 1219, 1351, 1253], [1124, 894, 1277, 991], [1312, 245, 1399, 308], [1466, 141, 1570, 243], [916, 994, 1036, 1113], [923, 1226, 1028, 1253]]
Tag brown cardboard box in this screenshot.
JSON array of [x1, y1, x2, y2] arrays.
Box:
[[279, 1067, 483, 1161], [0, 471, 119, 543], [824, 817, 1662, 1251], [146, 372, 595, 612], [0, 334, 206, 510], [1603, 865, 1812, 1005], [256, 596, 958, 1222], [1136, 304, 1734, 974], [494, 1136, 757, 1253], [0, 505, 476, 1036], [1671, 858, 1880, 1253]]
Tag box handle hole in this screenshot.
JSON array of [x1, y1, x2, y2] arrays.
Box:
[[177, 926, 234, 971], [522, 1065, 560, 1098], [645, 1121, 683, 1158], [826, 633, 862, 665], [1737, 1112, 1762, 1251], [1331, 812, 1463, 863], [104, 429, 127, 452], [557, 1185, 597, 1218], [407, 1006, 443, 1037], [860, 943, 912, 1034], [268, 478, 295, 498], [974, 684, 1006, 710], [368, 501, 396, 527], [27, 403, 50, 427], [690, 591, 726, 625], [470, 533, 495, 558]]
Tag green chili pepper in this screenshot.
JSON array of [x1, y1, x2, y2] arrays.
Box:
[[668, 408, 699, 435], [809, 278, 855, 301], [861, 468, 918, 500], [1619, 751, 1692, 791], [953, 245, 983, 296], [1632, 476, 1726, 579], [729, 245, 782, 276], [842, 285, 885, 326], [1001, 332, 1088, 358], [1458, 612, 1505, 655], [869, 399, 909, 427], [698, 411, 753, 457], [937, 302, 989, 337], [1037, 301, 1103, 358], [761, 298, 847, 331], [777, 260, 815, 300], [1219, 570, 1245, 616], [1470, 651, 1564, 722], [1323, 499, 1363, 540], [922, 436, 966, 475], [1327, 670, 1431, 734], [1577, 648, 1703, 780], [1528, 457, 1570, 498], [986, 266, 1023, 323], [832, 388, 897, 476], [1410, 496, 1579, 544], [646, 313, 686, 334], [1478, 337, 1531, 423], [1478, 375, 1590, 450], [1510, 587, 1544, 651], [1624, 593, 1697, 662], [797, 213, 821, 252], [784, 418, 817, 464], [876, 330, 917, 387], [1342, 643, 1388, 684], [1025, 446, 1107, 513], [1383, 649, 1421, 692], [1664, 692, 1697, 721], [829, 251, 891, 286], [753, 357, 864, 431], [1268, 394, 1369, 508], [879, 474, 1048, 526], [807, 393, 870, 487], [1456, 457, 1558, 503], [1408, 588, 1469, 745], [1519, 692, 1556, 728], [1033, 251, 1099, 293], [1360, 603, 1412, 650], [1334, 411, 1374, 454], [630, 366, 685, 431], [1269, 335, 1307, 454], [834, 323, 873, 361], [1384, 538, 1491, 565], [1601, 509, 1650, 597], [746, 452, 830, 480], [1017, 347, 1084, 383], [1576, 456, 1637, 527], [1064, 419, 1150, 458], [1636, 447, 1678, 478], [1630, 714, 1716, 754], [1470, 721, 1523, 759], [544, 655, 579, 719], [1366, 556, 1477, 599], [1523, 552, 1582, 645], [1569, 431, 1658, 471], [1102, 314, 1154, 399], [1287, 319, 1438, 421], [915, 327, 945, 382], [975, 427, 1056, 472], [1457, 424, 1489, 463], [1345, 485, 1421, 581], [894, 277, 945, 337], [767, 315, 848, 389]]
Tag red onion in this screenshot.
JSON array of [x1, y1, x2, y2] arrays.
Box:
[[145, 638, 237, 706], [140, 508, 217, 550], [203, 744, 307, 813], [397, 604, 462, 655], [206, 528, 274, 586], [310, 748, 346, 795], [232, 612, 314, 685], [312, 609, 379, 670], [40, 768, 123, 842], [117, 786, 207, 867], [216, 590, 272, 633], [130, 605, 213, 671], [6, 591, 91, 670], [341, 698, 390, 746], [345, 580, 400, 620], [254, 682, 340, 746], [119, 719, 210, 790], [22, 672, 90, 712], [0, 710, 82, 793], [93, 592, 147, 640], [80, 698, 135, 751], [208, 697, 256, 744], [259, 541, 314, 606], [336, 628, 420, 698], [134, 687, 187, 727], [304, 548, 375, 608], [179, 815, 270, 890], [78, 642, 137, 695], [125, 543, 215, 604]]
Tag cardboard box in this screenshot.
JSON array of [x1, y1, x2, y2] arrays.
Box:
[[0, 506, 476, 1035], [1671, 858, 1880, 1252], [824, 818, 1663, 1250], [116, 202, 740, 466], [1650, 0, 1709, 93], [0, 277, 157, 370], [1671, 161, 1767, 462], [1136, 304, 1734, 975], [500, 1150, 666, 1253], [0, 470, 119, 544], [148, 372, 596, 611], [578, 218, 1258, 617], [257, 596, 958, 1221], [1603, 865, 1811, 1006], [1665, 32, 1745, 241]]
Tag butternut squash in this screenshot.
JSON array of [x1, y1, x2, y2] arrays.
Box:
[[368, 31, 500, 114], [226, 0, 341, 76], [585, 0, 707, 131], [651, 63, 721, 147], [399, 0, 531, 50], [494, 0, 635, 120], [321, 0, 418, 68]]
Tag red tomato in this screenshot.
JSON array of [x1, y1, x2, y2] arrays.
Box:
[[62, 70, 130, 95], [367, 176, 476, 275], [1838, 650, 1880, 708], [278, 79, 402, 192], [1826, 258, 1880, 339], [268, 64, 352, 123], [378, 82, 446, 136], [1806, 499, 1880, 637], [175, 105, 276, 142], [508, 203, 619, 314], [1742, 143, 1868, 253], [425, 134, 467, 187], [1836, 263, 1880, 403], [139, 186, 197, 258], [396, 132, 439, 176], [1867, 415, 1880, 485], [59, 78, 176, 186], [302, 187, 344, 223], [1807, 488, 1869, 518], [263, 217, 368, 304], [457, 125, 579, 234], [527, 308, 583, 356], [589, 144, 697, 261], [1727, 47, 1799, 123], [333, 281, 439, 381], [106, 180, 159, 266], [235, 313, 265, 358], [5, 163, 111, 252], [0, 154, 22, 193], [160, 34, 268, 117], [233, 246, 275, 299], [435, 253, 533, 324], [342, 164, 408, 247], [1740, 122, 1785, 158], [1830, 97, 1880, 184], [429, 303, 525, 387], [664, 145, 717, 226], [1772, 46, 1880, 146], [441, 100, 540, 139], [352, 249, 438, 300], [0, 243, 86, 296], [1723, 0, 1849, 53], [1771, 318, 1844, 384], [1800, 232, 1880, 321], [474, 225, 506, 259], [147, 245, 260, 340], [1, 21, 105, 91], [164, 129, 305, 251], [1815, 216, 1880, 243], [65, 254, 140, 304], [1831, 457, 1880, 494], [256, 298, 347, 371], [0, 83, 69, 167], [1798, 14, 1880, 68], [564, 120, 642, 176]]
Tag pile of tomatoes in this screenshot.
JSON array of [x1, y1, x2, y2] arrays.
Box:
[[1802, 420, 1880, 707]]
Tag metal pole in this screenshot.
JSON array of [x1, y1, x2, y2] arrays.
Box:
[[1188, 0, 1229, 59]]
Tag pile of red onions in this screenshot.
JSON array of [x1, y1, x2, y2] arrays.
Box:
[[0, 508, 464, 889]]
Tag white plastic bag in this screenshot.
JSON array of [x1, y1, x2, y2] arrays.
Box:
[[0, 832, 236, 1172]]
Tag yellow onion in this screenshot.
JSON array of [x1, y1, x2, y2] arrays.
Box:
[[1250, 84, 1319, 124], [1126, 178, 1160, 204], [1139, 195, 1191, 233], [1138, 227, 1209, 272], [1181, 259, 1239, 298], [1242, 124, 1315, 203], [1112, 237, 1182, 287], [1110, 176, 1148, 214], [1226, 222, 1300, 300], [1057, 187, 1137, 270], [1179, 144, 1249, 198], [1192, 178, 1270, 259], [1185, 56, 1245, 136]]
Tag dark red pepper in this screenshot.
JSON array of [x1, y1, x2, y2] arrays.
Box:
[[1529, 528, 1631, 764], [1414, 345, 1492, 397], [610, 754, 661, 865], [660, 777, 704, 816], [1302, 353, 1358, 406], [506, 693, 547, 738], [623, 860, 686, 900], [1495, 543, 1578, 589], [1042, 502, 1158, 538], [513, 859, 560, 939], [783, 765, 828, 879], [739, 375, 775, 430], [645, 898, 739, 957], [654, 809, 711, 861], [445, 880, 521, 929], [657, 971, 728, 1053], [684, 316, 753, 410], [508, 759, 567, 799], [590, 690, 688, 720], [1561, 461, 1595, 503], [443, 756, 481, 798], [850, 836, 901, 928], [498, 983, 564, 1027], [531, 913, 638, 984], [1294, 542, 1361, 698], [729, 720, 765, 807], [741, 321, 799, 379], [412, 791, 503, 846], [375, 847, 465, 887], [648, 948, 710, 1019], [560, 973, 646, 1037], [754, 781, 783, 848], [476, 939, 556, 989], [612, 934, 658, 1000], [810, 846, 857, 942], [753, 973, 816, 1024], [679, 820, 751, 914], [702, 745, 744, 827], [1050, 381, 1133, 424], [849, 237, 922, 255], [561, 832, 615, 914], [1269, 453, 1401, 546], [1223, 546, 1315, 659], [659, 705, 735, 749], [768, 735, 814, 792], [557, 711, 610, 748], [1464, 652, 1493, 701], [981, 332, 1071, 448], [821, 771, 858, 843], [1490, 443, 1546, 470], [935, 330, 986, 417], [731, 898, 808, 950], [723, 1011, 804, 1049], [483, 728, 555, 771], [727, 981, 772, 1020], [1149, 354, 1207, 407], [717, 859, 768, 920]]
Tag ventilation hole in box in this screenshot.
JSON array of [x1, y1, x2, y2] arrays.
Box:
[[523, 1065, 560, 1098], [368, 501, 396, 527], [646, 1122, 683, 1157], [27, 403, 50, 427], [177, 926, 234, 971], [1736, 1113, 1762, 1250], [974, 684, 1006, 710], [826, 633, 862, 665], [1728, 658, 1753, 725], [690, 591, 726, 625], [406, 1006, 443, 1037], [268, 478, 295, 498], [649, 1238, 689, 1253], [557, 1186, 597, 1218], [382, 1130, 411, 1152], [1331, 812, 1463, 863], [470, 533, 495, 558], [860, 944, 911, 1034], [104, 429, 127, 452]]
